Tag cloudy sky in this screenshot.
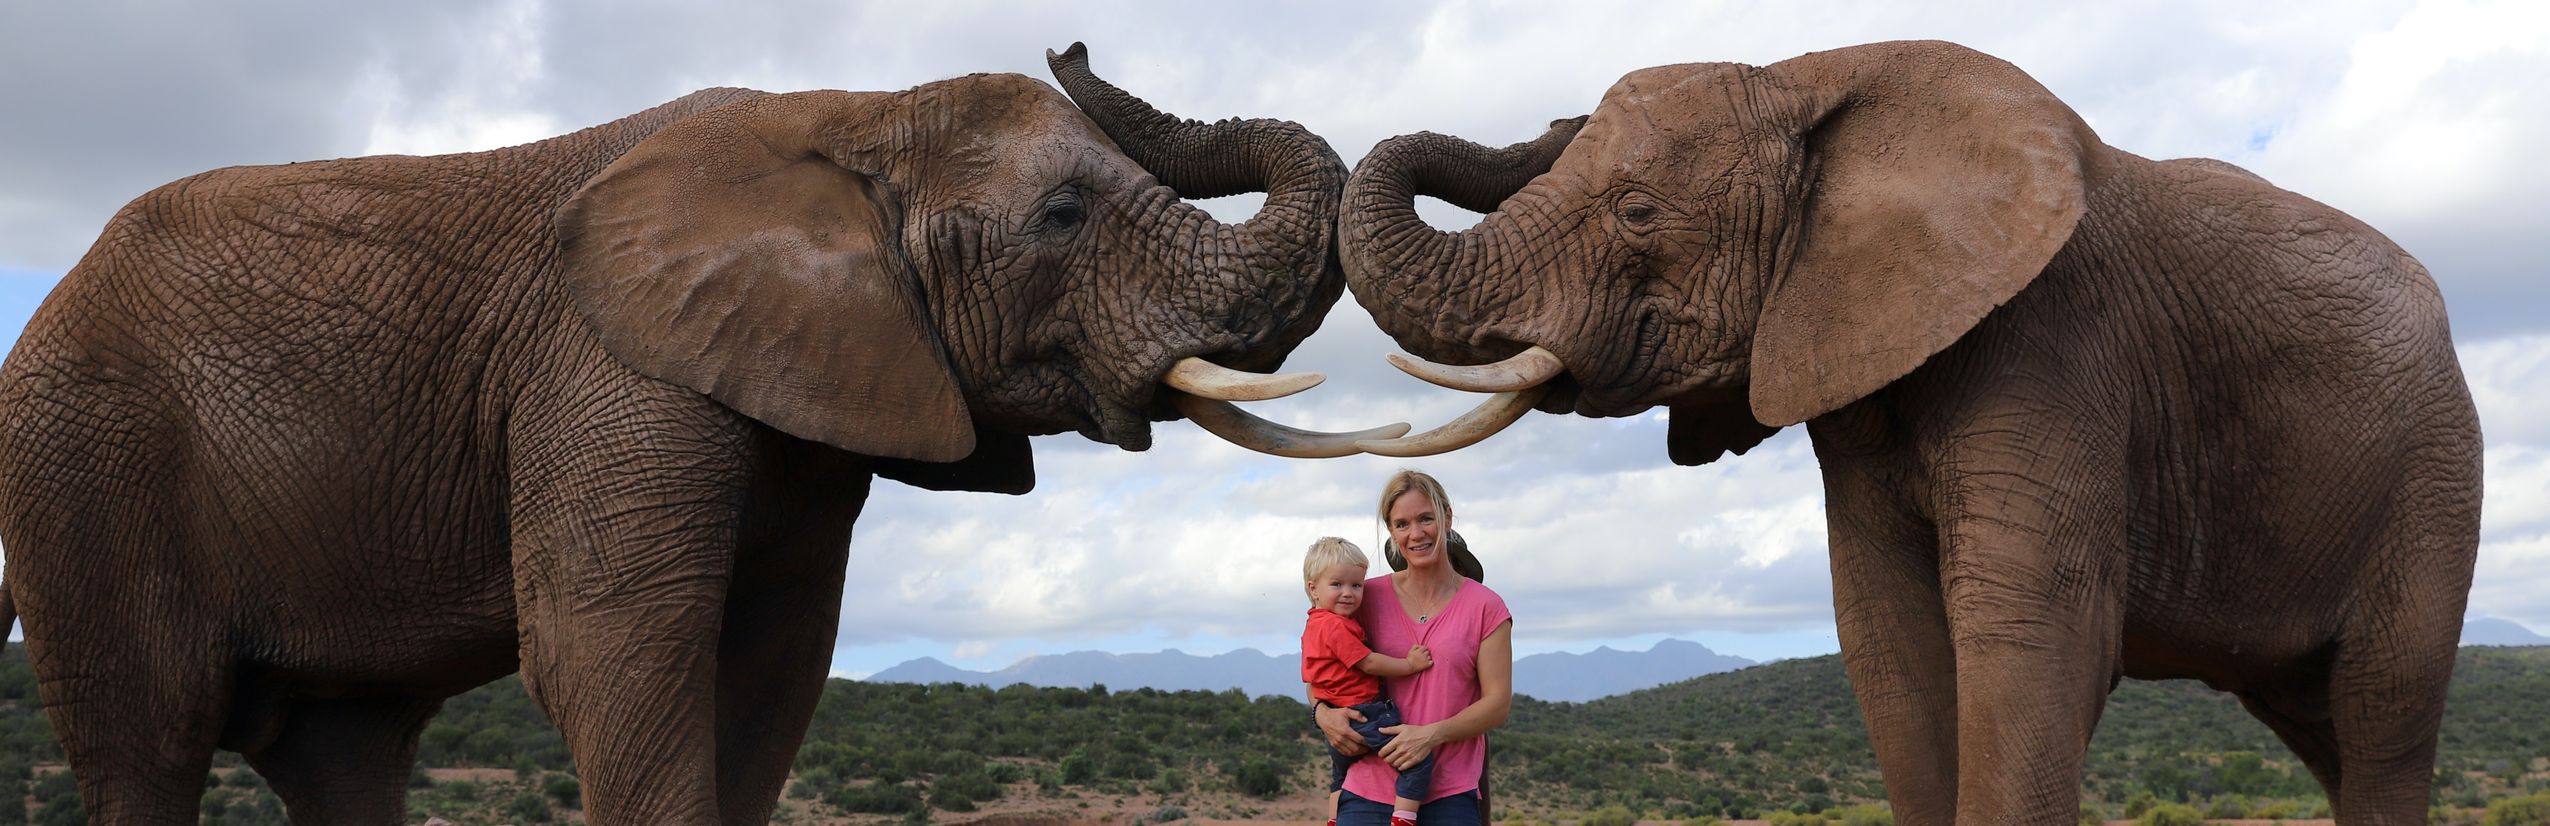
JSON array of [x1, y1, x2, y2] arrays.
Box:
[[2, 0, 2543, 680]]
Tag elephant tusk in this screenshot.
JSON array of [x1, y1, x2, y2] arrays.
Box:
[[1170, 394, 1411, 459], [1162, 357, 1325, 402], [1353, 384, 1552, 457], [1386, 346, 1564, 393]]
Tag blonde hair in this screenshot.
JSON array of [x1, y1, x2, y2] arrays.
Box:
[[1302, 536, 1368, 588], [1375, 468, 1453, 539]]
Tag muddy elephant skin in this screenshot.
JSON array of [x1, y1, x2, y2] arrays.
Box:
[[1340, 40, 2481, 825], [0, 47, 1344, 824]]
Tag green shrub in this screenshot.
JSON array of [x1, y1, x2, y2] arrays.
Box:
[[1061, 748, 1096, 785], [2137, 802, 2204, 826], [2486, 793, 2550, 826], [927, 784, 977, 812], [544, 773, 581, 809], [2250, 798, 2305, 820], [1830, 803, 1892, 826], [2080, 802, 2107, 825], [31, 771, 80, 826], [1584, 805, 1639, 826], [1766, 812, 1829, 826], [831, 781, 925, 815], [502, 789, 552, 822], [1150, 804, 1188, 823], [1233, 758, 1282, 798]]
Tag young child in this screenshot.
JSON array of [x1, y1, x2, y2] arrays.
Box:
[[1301, 537, 1435, 826]]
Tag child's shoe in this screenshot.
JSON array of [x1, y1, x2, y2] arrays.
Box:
[[1391, 814, 1418, 826]]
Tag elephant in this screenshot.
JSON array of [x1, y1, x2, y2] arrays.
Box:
[[0, 44, 1375, 824], [1337, 41, 2482, 825]]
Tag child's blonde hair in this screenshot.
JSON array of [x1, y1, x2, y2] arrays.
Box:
[[1302, 536, 1369, 590]]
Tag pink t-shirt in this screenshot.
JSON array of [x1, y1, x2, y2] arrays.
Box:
[[1341, 573, 1513, 804]]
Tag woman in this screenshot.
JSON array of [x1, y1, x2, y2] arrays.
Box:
[[1316, 469, 1514, 826]]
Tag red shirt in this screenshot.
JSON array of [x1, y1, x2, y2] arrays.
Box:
[[1301, 607, 1380, 706]]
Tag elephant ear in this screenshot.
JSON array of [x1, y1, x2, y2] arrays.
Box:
[[873, 429, 1035, 494], [1667, 393, 1782, 466], [556, 91, 976, 464], [1747, 41, 2091, 427]]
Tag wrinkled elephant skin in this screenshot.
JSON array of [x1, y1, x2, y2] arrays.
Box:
[[0, 47, 1344, 825], [1339, 40, 2481, 825]]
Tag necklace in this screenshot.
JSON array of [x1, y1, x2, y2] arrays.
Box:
[[1402, 576, 1455, 624]]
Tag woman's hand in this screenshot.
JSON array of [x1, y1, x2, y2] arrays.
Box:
[[1375, 721, 1444, 770], [1316, 703, 1368, 755]]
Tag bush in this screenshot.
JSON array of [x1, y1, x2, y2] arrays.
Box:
[[2250, 798, 2305, 820], [1150, 804, 1188, 823], [31, 771, 81, 826], [2137, 802, 2204, 826], [2080, 802, 2107, 825], [927, 785, 977, 813], [1233, 758, 1283, 798], [2486, 794, 2550, 826], [544, 773, 582, 809], [1830, 803, 1893, 826], [1061, 749, 1096, 785], [505, 790, 553, 823], [831, 781, 925, 815], [1766, 812, 1829, 826], [1584, 805, 1639, 826]]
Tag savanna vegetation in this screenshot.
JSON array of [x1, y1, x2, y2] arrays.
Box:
[[0, 644, 2543, 823]]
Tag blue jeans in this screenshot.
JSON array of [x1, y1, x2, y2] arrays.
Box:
[[1337, 789, 1480, 826], [1326, 698, 1436, 804]]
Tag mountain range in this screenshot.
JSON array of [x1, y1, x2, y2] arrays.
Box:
[[866, 637, 1759, 703], [2463, 615, 2550, 646], [869, 617, 2548, 701]]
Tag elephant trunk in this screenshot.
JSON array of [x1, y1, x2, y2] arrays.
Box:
[[1339, 118, 1584, 362], [1047, 43, 1346, 368]]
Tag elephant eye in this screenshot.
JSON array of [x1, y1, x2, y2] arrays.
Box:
[[1036, 189, 1088, 234], [1618, 202, 1656, 225]]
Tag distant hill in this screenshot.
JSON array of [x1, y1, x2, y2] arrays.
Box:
[[1511, 638, 1757, 702], [2462, 616, 2550, 646], [867, 638, 1757, 702], [869, 648, 1301, 698]]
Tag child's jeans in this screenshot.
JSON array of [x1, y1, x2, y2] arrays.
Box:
[[1326, 698, 1435, 803]]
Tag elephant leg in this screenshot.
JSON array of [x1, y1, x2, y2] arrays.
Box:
[[713, 476, 864, 826], [2235, 686, 2342, 801], [1932, 444, 2127, 824], [13, 539, 229, 823], [507, 383, 764, 823], [245, 694, 443, 825], [513, 534, 731, 825], [1823, 472, 1960, 826], [37, 627, 230, 824], [2324, 587, 2464, 823]]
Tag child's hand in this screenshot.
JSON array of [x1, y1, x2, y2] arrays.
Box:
[[1407, 644, 1432, 671]]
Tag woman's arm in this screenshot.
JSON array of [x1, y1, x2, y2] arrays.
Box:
[[1377, 620, 1513, 770], [1310, 686, 1369, 755]]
